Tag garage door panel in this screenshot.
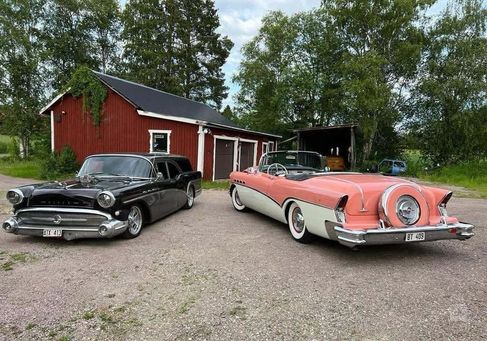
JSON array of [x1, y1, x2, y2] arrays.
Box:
[[240, 142, 255, 171], [215, 139, 235, 180]]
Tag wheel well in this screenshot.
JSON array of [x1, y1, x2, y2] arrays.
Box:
[[134, 201, 151, 224], [283, 200, 296, 223]]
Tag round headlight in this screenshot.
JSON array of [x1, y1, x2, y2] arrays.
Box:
[[395, 195, 420, 225], [6, 189, 24, 205], [97, 191, 115, 208]]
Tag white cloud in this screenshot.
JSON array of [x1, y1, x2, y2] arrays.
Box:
[[214, 0, 321, 107]]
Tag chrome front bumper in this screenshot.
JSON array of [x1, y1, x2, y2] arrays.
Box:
[[331, 222, 474, 248], [2, 208, 128, 241]]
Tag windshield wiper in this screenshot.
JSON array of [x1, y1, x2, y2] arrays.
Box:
[[87, 172, 123, 177]]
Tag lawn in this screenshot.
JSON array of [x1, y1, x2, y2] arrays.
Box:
[[0, 134, 13, 155], [418, 161, 487, 198], [0, 158, 42, 179]]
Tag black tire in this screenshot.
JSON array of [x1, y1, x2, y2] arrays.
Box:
[[123, 205, 144, 239], [287, 202, 313, 243], [231, 186, 248, 212], [184, 185, 195, 209]]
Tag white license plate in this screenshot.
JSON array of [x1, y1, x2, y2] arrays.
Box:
[[43, 229, 62, 237], [405, 232, 425, 242]]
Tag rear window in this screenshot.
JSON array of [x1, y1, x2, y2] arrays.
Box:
[[175, 158, 193, 172]]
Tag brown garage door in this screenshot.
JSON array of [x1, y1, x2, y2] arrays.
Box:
[[240, 142, 255, 171], [215, 139, 235, 180]]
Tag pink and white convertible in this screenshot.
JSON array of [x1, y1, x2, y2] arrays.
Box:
[[229, 151, 474, 248]]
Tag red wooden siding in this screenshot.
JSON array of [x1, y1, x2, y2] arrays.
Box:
[[50, 89, 199, 170], [49, 88, 277, 180]]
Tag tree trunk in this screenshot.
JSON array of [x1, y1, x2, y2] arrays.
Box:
[[19, 135, 29, 159], [362, 119, 378, 163]]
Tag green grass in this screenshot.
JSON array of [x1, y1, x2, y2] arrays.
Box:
[[0, 135, 11, 143], [418, 160, 487, 198], [202, 180, 230, 190], [0, 158, 42, 179], [0, 135, 13, 154]]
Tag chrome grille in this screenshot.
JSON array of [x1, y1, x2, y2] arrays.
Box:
[[17, 211, 107, 227], [28, 197, 93, 208]]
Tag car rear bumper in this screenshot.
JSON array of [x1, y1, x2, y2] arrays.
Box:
[[2, 208, 128, 240], [332, 222, 474, 248]]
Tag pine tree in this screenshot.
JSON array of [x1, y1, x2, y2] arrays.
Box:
[[121, 0, 233, 110]]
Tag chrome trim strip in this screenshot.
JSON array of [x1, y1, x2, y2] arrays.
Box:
[[337, 235, 367, 244], [30, 217, 88, 223], [16, 208, 112, 220], [15, 226, 99, 232]]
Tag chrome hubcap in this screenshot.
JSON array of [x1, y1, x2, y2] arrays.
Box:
[[187, 188, 194, 206], [128, 206, 142, 235], [292, 207, 305, 233]]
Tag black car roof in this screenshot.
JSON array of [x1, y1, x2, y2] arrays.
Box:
[[86, 153, 188, 161]]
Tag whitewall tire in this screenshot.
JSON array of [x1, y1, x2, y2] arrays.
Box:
[[287, 202, 313, 243], [231, 186, 248, 212]]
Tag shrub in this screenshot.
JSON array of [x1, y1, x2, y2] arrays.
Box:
[[40, 145, 79, 180]]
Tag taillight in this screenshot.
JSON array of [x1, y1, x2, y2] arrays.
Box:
[[335, 195, 348, 223], [438, 192, 452, 217]]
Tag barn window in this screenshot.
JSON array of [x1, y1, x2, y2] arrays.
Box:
[[149, 130, 171, 153]]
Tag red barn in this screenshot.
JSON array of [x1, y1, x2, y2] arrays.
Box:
[[40, 71, 280, 180]]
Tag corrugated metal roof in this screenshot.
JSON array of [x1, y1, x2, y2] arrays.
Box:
[[293, 124, 358, 133], [93, 71, 240, 128]]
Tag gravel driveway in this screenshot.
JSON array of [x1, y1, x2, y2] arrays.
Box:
[[0, 176, 486, 340]]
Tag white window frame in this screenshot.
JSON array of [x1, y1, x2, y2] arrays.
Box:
[[149, 129, 171, 153], [268, 141, 275, 152], [238, 138, 258, 171], [262, 142, 269, 155], [213, 135, 239, 181]]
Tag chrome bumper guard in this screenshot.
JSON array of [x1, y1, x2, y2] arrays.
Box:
[[333, 222, 474, 248], [2, 208, 128, 240]]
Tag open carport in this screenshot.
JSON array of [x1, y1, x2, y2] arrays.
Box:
[[294, 124, 358, 170]]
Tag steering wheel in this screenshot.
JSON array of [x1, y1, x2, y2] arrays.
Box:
[[267, 163, 289, 176]]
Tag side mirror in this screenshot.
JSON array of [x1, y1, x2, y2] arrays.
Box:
[[156, 172, 163, 180]]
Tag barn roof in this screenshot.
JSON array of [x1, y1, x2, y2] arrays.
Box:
[[93, 72, 240, 129], [40, 71, 281, 138]]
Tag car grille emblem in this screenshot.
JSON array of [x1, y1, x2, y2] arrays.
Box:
[[53, 215, 62, 225]]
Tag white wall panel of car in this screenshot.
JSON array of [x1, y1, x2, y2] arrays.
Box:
[[235, 184, 287, 223]]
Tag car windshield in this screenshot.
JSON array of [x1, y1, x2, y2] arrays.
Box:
[[259, 151, 322, 171], [78, 156, 153, 178]]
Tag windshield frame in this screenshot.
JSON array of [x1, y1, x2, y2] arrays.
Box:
[[78, 154, 156, 179], [258, 151, 323, 172]]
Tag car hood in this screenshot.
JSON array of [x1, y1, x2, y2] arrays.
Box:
[[23, 178, 146, 208], [304, 174, 421, 216]]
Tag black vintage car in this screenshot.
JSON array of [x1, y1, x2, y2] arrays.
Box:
[[2, 153, 202, 240]]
